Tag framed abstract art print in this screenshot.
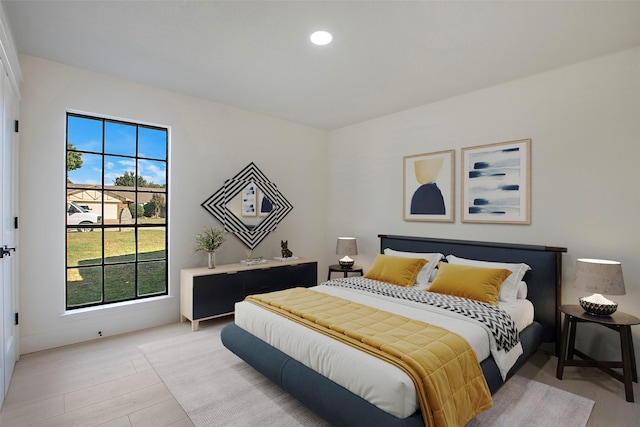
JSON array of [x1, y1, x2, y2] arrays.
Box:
[[241, 182, 257, 217], [461, 139, 531, 224], [403, 150, 454, 222]]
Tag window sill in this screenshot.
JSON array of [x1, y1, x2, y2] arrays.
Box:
[[60, 295, 174, 321]]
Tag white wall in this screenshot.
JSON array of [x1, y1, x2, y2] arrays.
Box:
[[327, 48, 640, 366], [18, 55, 328, 354]]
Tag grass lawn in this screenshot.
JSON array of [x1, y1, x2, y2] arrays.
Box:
[[66, 228, 167, 307]]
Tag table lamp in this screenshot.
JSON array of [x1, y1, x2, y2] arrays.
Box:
[[336, 237, 357, 269], [574, 258, 625, 315]]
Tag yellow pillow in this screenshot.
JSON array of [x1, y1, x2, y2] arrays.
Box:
[[363, 254, 428, 287], [427, 262, 511, 305]]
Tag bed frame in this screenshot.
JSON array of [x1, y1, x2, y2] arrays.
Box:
[[221, 235, 567, 427]]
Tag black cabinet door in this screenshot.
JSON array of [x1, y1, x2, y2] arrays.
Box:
[[284, 263, 317, 289], [243, 266, 289, 296], [193, 273, 243, 319]]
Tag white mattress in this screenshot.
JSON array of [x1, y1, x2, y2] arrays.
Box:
[[234, 284, 529, 419]]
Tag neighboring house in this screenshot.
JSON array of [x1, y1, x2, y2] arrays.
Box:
[[67, 186, 126, 224], [67, 184, 166, 224]]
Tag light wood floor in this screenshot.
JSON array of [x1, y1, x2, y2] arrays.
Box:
[[1, 318, 638, 426]]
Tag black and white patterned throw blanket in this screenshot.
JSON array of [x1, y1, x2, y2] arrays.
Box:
[[323, 277, 519, 352]]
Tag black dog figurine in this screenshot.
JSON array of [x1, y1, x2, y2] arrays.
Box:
[[281, 240, 293, 258]]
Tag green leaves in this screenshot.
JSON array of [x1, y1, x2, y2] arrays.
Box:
[[194, 226, 226, 253]]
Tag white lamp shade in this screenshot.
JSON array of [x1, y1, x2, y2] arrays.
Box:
[[574, 258, 625, 295], [336, 237, 358, 256]]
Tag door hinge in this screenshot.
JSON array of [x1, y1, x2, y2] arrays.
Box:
[[14, 120, 18, 133], [14, 313, 18, 326], [14, 217, 18, 229]]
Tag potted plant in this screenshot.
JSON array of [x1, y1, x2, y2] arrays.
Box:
[[194, 226, 226, 268]]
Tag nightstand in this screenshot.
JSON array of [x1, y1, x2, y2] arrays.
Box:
[[556, 304, 640, 402], [327, 264, 364, 281]]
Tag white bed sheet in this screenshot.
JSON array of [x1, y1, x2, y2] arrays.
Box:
[[234, 284, 531, 419]]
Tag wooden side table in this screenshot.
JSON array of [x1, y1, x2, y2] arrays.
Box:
[[556, 304, 639, 402], [327, 264, 363, 281]]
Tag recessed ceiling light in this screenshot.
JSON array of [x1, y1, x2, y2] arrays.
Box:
[[310, 30, 332, 46]]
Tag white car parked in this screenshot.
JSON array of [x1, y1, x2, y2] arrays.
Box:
[[67, 201, 102, 232]]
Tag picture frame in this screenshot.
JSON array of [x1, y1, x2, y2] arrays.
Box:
[[461, 139, 531, 224], [258, 191, 273, 217], [403, 150, 454, 222], [241, 182, 257, 217]]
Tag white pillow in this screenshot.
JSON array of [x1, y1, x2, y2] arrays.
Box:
[[413, 269, 439, 291], [517, 281, 528, 299], [445, 255, 531, 303], [383, 248, 444, 286], [430, 268, 439, 282]]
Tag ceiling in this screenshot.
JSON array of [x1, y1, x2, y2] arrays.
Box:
[[4, 1, 640, 130]]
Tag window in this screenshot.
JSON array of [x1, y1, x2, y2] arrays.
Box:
[[66, 113, 168, 310]]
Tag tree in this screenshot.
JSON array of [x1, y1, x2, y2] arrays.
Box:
[[113, 171, 166, 188], [128, 203, 144, 218], [150, 193, 165, 217], [114, 171, 150, 187], [143, 194, 165, 218], [143, 202, 156, 218], [67, 143, 83, 171]]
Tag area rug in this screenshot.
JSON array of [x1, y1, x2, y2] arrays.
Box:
[[467, 374, 594, 426], [140, 321, 594, 427]]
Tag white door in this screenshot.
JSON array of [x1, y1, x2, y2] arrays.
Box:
[[0, 62, 18, 404]]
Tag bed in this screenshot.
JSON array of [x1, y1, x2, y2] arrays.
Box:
[[221, 234, 567, 426]]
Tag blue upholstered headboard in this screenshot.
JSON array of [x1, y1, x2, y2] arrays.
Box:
[[379, 234, 567, 348]]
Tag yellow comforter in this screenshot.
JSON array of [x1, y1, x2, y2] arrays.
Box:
[[246, 287, 492, 427]]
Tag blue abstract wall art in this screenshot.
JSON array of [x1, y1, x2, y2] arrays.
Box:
[[462, 139, 531, 224]]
